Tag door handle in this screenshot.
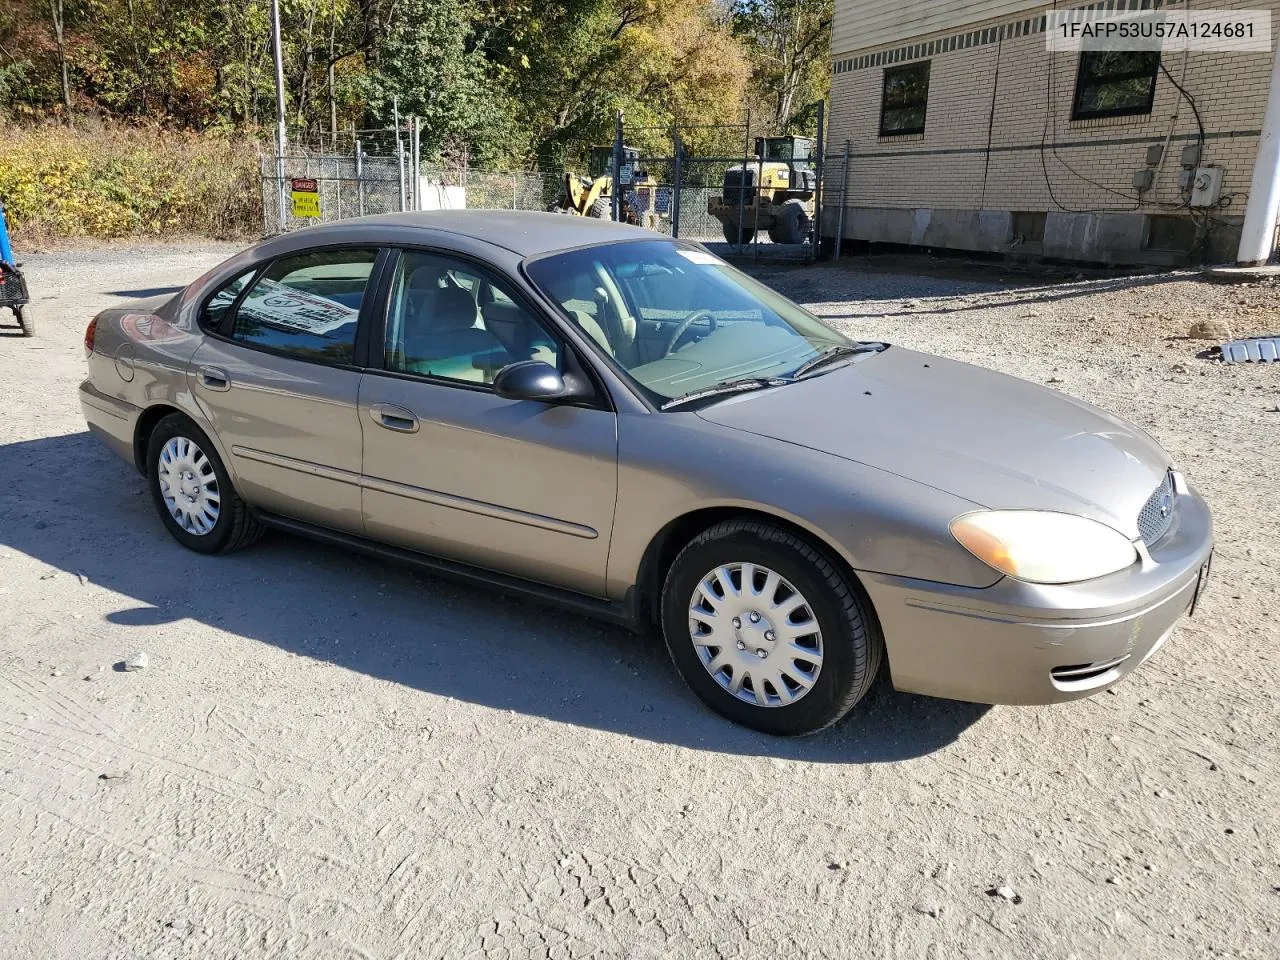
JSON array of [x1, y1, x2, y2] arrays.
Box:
[[198, 366, 231, 391], [369, 403, 420, 434]]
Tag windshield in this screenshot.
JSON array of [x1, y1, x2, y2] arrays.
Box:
[[524, 240, 854, 404]]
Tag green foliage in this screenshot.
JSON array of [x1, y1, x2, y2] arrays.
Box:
[[364, 0, 520, 165], [0, 124, 261, 241], [731, 0, 831, 135], [0, 0, 823, 207]]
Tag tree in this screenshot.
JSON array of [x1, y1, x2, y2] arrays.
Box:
[[0, 0, 804, 168], [46, 0, 71, 112], [364, 0, 517, 164], [732, 0, 830, 135], [482, 0, 750, 166]]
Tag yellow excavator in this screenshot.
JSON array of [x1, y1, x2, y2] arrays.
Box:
[[707, 135, 817, 245], [550, 146, 664, 229]]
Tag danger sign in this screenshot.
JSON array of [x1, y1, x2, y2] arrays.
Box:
[[290, 177, 320, 219]]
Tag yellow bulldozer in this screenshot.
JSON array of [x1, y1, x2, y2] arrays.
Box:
[[549, 145, 664, 229], [707, 135, 817, 245]]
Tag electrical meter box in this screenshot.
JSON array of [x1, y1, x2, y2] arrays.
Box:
[[1190, 166, 1225, 207]]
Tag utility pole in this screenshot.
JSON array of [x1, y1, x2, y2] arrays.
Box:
[[270, 0, 288, 232], [611, 111, 624, 222], [812, 100, 825, 260], [1238, 45, 1280, 264], [411, 116, 420, 212], [394, 95, 406, 212]]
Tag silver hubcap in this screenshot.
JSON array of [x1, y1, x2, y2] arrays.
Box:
[[688, 563, 824, 708], [157, 436, 220, 536]]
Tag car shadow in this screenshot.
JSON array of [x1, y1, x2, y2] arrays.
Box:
[[0, 432, 990, 762]]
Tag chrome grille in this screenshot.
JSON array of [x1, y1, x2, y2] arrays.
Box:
[[1137, 472, 1177, 546]]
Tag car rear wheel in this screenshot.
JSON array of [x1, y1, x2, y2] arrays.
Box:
[[661, 519, 883, 735], [145, 414, 262, 554]]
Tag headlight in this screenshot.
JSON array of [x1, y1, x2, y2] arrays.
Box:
[[950, 511, 1138, 584]]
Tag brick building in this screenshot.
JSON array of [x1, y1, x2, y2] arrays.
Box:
[[824, 0, 1280, 264]]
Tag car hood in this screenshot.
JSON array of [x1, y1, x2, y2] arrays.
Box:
[[695, 347, 1171, 537]]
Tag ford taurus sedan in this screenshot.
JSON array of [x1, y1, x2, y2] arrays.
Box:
[[79, 211, 1214, 735]]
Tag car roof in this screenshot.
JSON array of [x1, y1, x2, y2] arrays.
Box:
[[284, 210, 658, 257]]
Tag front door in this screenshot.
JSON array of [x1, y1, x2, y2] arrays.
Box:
[[190, 246, 381, 533], [358, 249, 618, 597]]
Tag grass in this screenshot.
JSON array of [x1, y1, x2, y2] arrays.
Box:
[[0, 123, 263, 245]]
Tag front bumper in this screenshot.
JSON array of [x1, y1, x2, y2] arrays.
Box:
[[861, 486, 1214, 705]]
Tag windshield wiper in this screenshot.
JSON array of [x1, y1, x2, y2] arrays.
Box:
[[661, 377, 790, 411], [791, 342, 886, 379]]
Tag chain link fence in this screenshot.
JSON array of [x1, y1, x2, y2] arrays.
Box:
[[818, 148, 851, 259], [260, 112, 824, 264], [420, 166, 563, 214], [260, 154, 404, 235]]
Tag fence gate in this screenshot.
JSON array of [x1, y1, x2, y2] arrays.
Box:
[[614, 109, 825, 262], [620, 126, 677, 239], [261, 107, 824, 260], [260, 151, 406, 235]]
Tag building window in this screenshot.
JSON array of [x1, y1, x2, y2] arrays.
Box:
[[880, 61, 931, 136], [1072, 51, 1160, 120]]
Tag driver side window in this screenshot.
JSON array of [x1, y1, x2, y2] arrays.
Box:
[[384, 251, 560, 385]]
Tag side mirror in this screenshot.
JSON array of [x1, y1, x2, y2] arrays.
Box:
[[493, 361, 589, 403]]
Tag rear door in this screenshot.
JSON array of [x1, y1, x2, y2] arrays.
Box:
[[358, 248, 618, 596], [189, 247, 384, 533]]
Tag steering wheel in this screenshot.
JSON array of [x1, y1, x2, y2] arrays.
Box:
[[664, 309, 717, 356]]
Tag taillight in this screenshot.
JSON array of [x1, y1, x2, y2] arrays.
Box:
[[84, 317, 98, 357]]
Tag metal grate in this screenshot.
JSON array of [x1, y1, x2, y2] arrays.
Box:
[[722, 168, 757, 204], [0, 265, 28, 305], [1137, 471, 1177, 546]]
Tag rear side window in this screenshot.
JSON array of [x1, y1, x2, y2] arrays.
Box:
[[200, 269, 255, 332], [230, 248, 378, 364]]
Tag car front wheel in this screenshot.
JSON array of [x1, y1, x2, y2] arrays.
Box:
[[661, 520, 883, 735], [145, 413, 262, 554]]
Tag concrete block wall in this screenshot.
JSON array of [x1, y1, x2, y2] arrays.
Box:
[[824, 0, 1278, 263]]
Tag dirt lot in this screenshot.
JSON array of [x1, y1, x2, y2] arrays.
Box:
[[0, 243, 1277, 960]]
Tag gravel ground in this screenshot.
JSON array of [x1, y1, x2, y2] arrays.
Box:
[[0, 242, 1277, 959]]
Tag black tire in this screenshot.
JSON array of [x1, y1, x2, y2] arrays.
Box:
[[587, 196, 611, 219], [145, 413, 262, 554], [721, 223, 755, 245], [547, 193, 577, 215], [15, 304, 34, 337], [660, 519, 883, 736], [774, 200, 811, 245]]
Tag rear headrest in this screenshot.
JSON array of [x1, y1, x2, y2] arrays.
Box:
[[408, 264, 443, 290]]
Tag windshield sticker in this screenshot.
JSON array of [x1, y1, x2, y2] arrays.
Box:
[[677, 249, 725, 266], [237, 279, 358, 334]]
